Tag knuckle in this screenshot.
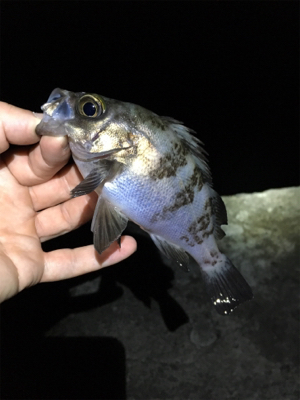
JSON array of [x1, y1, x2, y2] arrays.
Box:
[[60, 203, 75, 231]]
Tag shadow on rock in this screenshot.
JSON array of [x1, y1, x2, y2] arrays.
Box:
[[1, 336, 126, 400], [42, 222, 190, 332]]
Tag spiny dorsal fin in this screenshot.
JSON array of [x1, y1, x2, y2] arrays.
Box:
[[162, 116, 228, 240], [161, 116, 212, 184]]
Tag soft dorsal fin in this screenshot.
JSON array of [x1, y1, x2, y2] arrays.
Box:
[[150, 233, 190, 272], [211, 189, 228, 240], [161, 116, 212, 184], [91, 197, 128, 254]]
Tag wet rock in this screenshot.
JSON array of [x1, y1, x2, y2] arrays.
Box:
[[50, 187, 299, 399], [2, 187, 299, 400]]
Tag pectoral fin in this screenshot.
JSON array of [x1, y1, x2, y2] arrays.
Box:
[[71, 160, 122, 198], [150, 234, 190, 272], [71, 169, 104, 198], [92, 197, 128, 254]]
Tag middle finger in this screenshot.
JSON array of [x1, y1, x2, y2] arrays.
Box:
[[29, 163, 84, 211]]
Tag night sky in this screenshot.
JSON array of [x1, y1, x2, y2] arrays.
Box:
[[1, 2, 298, 196]]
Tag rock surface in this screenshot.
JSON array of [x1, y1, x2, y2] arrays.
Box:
[[1, 187, 299, 399]]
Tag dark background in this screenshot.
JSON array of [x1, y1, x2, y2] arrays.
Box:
[[1, 2, 299, 195], [0, 2, 299, 399]]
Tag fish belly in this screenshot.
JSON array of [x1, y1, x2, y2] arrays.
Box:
[[75, 157, 253, 316], [102, 169, 213, 249]]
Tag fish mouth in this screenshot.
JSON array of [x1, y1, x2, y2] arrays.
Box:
[[36, 88, 77, 137], [41, 88, 75, 120]]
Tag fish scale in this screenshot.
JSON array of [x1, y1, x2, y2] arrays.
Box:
[[36, 88, 253, 315]]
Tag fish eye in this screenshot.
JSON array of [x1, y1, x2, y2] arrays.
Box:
[[83, 102, 96, 117], [78, 95, 104, 118]]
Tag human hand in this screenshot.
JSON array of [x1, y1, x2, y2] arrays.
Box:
[[0, 102, 137, 303]]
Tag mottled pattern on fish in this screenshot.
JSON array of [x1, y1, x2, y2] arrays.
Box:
[[36, 88, 253, 315]]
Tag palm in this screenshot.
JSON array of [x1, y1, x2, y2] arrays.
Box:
[[0, 155, 46, 290], [0, 138, 97, 297], [0, 105, 136, 302]]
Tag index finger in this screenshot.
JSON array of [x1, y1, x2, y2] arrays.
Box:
[[0, 101, 42, 153]]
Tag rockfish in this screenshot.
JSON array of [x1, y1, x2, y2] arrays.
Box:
[[36, 88, 253, 315]]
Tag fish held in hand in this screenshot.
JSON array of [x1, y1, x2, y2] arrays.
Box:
[[36, 88, 253, 315]]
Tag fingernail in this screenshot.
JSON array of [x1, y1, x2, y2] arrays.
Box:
[[33, 111, 43, 120]]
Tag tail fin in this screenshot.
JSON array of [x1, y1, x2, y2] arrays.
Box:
[[201, 257, 253, 315]]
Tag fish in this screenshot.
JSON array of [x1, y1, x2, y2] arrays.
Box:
[[36, 88, 253, 315]]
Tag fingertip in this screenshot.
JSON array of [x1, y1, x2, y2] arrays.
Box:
[[42, 237, 137, 282], [122, 235, 138, 254], [32, 112, 44, 121], [100, 235, 137, 268]]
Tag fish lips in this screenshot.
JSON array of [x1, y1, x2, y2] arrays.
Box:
[[36, 88, 76, 137], [36, 114, 69, 137]]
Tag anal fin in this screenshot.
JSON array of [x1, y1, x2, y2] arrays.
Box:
[[201, 257, 253, 315], [150, 234, 190, 272], [92, 197, 128, 254]]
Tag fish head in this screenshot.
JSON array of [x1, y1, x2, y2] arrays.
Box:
[[36, 88, 138, 161]]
